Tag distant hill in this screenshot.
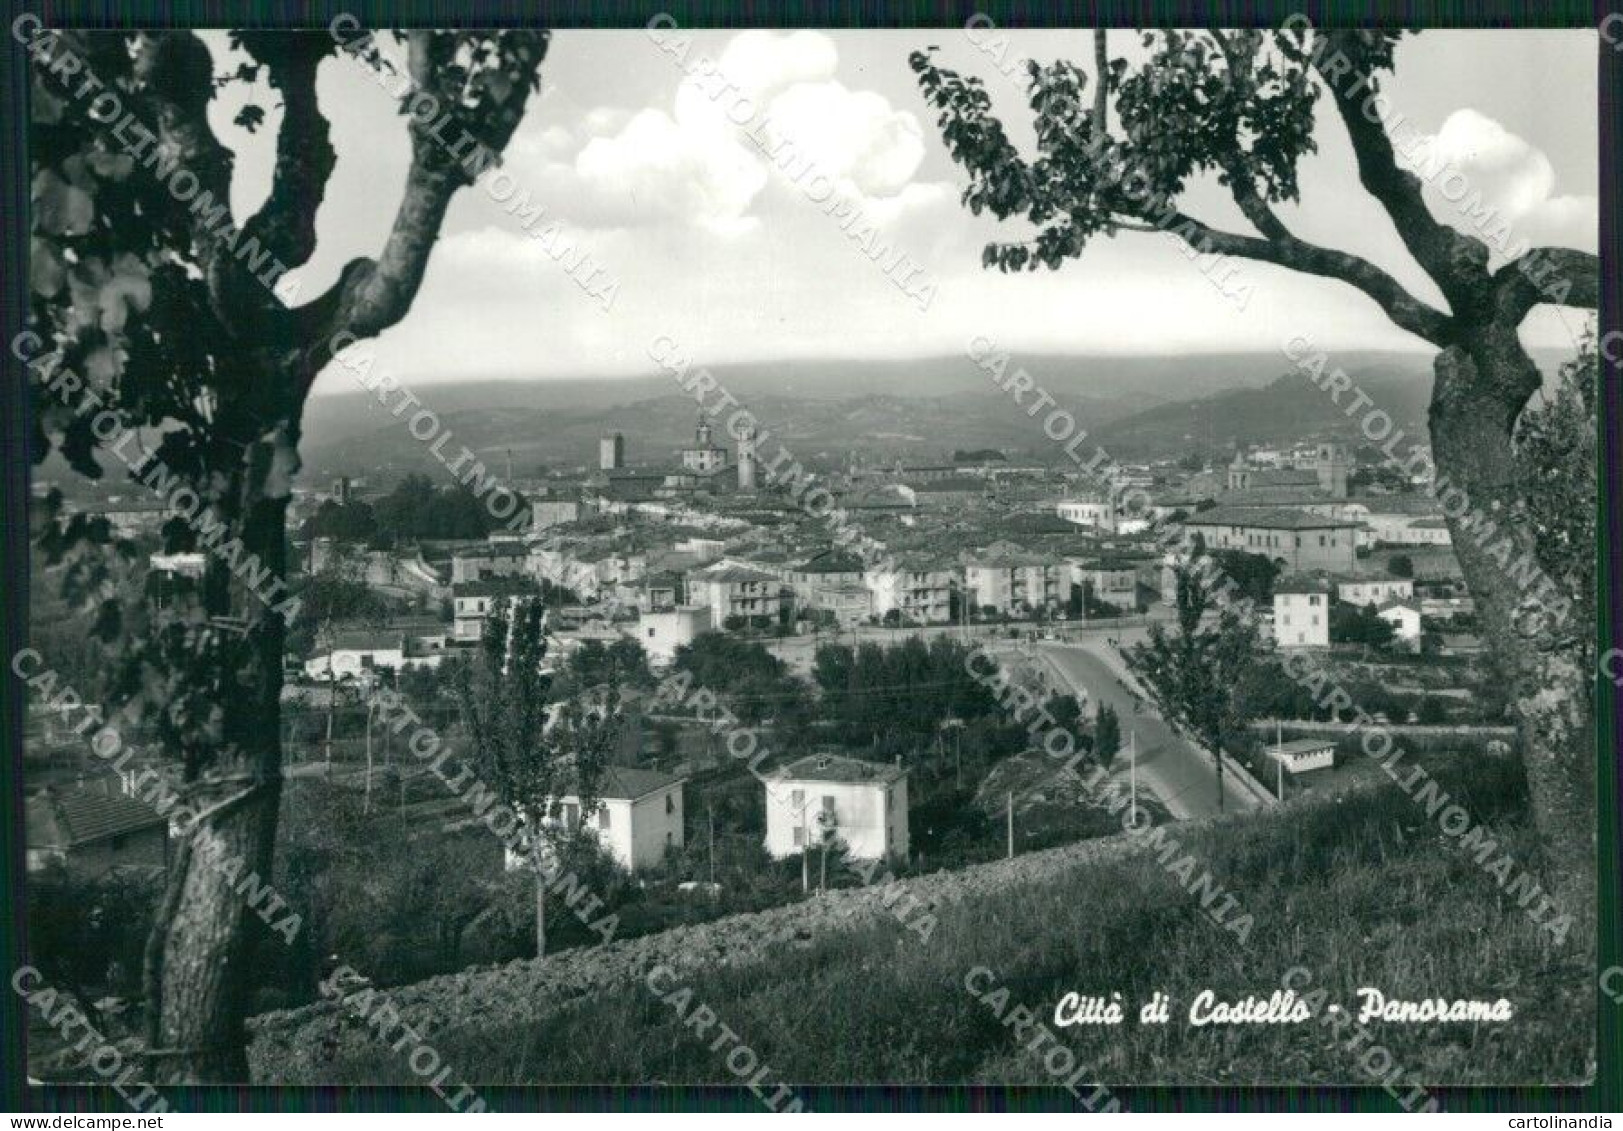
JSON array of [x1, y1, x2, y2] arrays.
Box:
[[1096, 362, 1434, 458], [286, 344, 1582, 481], [298, 351, 1309, 481], [1093, 344, 1577, 460]]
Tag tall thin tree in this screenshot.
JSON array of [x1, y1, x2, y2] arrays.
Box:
[[454, 597, 617, 957]]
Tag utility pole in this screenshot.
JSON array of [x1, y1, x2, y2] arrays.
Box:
[[1129, 730, 1138, 828], [1275, 718, 1285, 801], [1006, 791, 1014, 859], [707, 805, 716, 887], [801, 810, 809, 894], [364, 694, 377, 814]]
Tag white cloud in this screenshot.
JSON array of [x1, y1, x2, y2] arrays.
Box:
[[1406, 108, 1596, 258], [576, 107, 767, 233], [566, 31, 930, 232], [759, 81, 925, 196]]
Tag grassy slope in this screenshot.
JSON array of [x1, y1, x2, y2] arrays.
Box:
[[330, 752, 1593, 1087]]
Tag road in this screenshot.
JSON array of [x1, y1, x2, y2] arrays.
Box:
[[1035, 639, 1263, 819]]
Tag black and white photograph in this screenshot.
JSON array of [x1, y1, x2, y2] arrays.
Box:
[[4, 4, 1620, 1120]]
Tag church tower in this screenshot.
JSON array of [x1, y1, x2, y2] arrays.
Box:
[[737, 424, 758, 490], [1226, 450, 1251, 492], [1316, 442, 1349, 498]]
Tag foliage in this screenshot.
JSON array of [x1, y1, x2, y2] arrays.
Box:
[[1214, 549, 1280, 604], [671, 632, 807, 728], [1330, 600, 1397, 650], [26, 864, 161, 1013], [1514, 328, 1597, 699], [369, 474, 506, 544], [1387, 553, 1414, 578], [1093, 702, 1122, 768], [1126, 559, 1264, 807], [811, 636, 1005, 751], [910, 29, 1330, 273], [562, 637, 654, 693], [455, 597, 618, 835]]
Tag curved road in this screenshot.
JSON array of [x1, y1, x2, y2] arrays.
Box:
[[1035, 640, 1263, 819]]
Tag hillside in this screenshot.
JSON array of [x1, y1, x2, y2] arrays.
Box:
[[293, 351, 1312, 480], [250, 748, 1592, 1089], [1097, 362, 1434, 457]]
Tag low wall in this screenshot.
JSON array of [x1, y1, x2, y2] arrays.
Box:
[[248, 827, 1158, 1082]]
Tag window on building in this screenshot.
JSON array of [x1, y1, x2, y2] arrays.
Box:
[[791, 788, 804, 808], [562, 802, 579, 828], [598, 808, 610, 830], [666, 793, 675, 815], [792, 827, 805, 847], [822, 795, 835, 814]]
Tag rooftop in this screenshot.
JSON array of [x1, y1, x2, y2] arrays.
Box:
[[773, 753, 907, 785], [562, 766, 686, 802], [693, 564, 781, 584], [330, 630, 406, 652], [1267, 738, 1335, 757], [27, 787, 167, 850], [1184, 506, 1359, 531], [1274, 576, 1333, 595]]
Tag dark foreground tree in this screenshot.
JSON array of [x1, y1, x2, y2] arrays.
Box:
[[914, 27, 1597, 903], [26, 28, 550, 1080]]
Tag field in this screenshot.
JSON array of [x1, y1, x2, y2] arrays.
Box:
[[320, 749, 1592, 1089]]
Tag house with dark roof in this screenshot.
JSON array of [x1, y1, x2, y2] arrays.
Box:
[[788, 549, 868, 603], [764, 753, 909, 862], [1272, 575, 1333, 649], [26, 786, 169, 872], [502, 766, 686, 874], [688, 562, 789, 629], [1181, 506, 1358, 573]]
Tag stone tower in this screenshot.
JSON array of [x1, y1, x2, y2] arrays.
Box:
[[1226, 450, 1251, 492], [1316, 442, 1348, 498], [599, 432, 625, 471]]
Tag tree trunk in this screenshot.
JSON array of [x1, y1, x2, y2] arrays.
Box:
[[142, 439, 293, 1083], [1428, 330, 1594, 921], [530, 809, 548, 959]]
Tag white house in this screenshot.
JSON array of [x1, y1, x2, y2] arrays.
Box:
[[1378, 597, 1424, 651], [450, 579, 534, 642], [689, 562, 788, 628], [1267, 737, 1335, 774], [504, 767, 686, 875], [1334, 574, 1414, 608], [635, 605, 712, 665], [1272, 577, 1331, 649], [864, 556, 955, 624], [764, 753, 909, 862], [963, 546, 1064, 616], [304, 630, 443, 681], [450, 542, 531, 583], [1056, 499, 1115, 531]]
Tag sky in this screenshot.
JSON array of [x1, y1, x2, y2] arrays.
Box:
[[200, 27, 1599, 389]]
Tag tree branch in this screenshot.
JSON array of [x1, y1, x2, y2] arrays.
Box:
[[296, 30, 548, 373], [1493, 247, 1599, 323], [1310, 30, 1490, 316], [241, 34, 337, 272], [1166, 209, 1455, 344], [1092, 29, 1108, 132]]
